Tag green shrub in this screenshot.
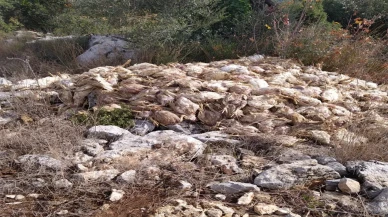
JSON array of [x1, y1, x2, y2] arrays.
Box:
[[71, 106, 135, 129]]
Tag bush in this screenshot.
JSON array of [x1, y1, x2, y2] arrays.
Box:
[[72, 105, 135, 129]]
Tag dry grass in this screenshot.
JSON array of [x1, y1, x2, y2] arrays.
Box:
[[333, 123, 388, 163], [0, 35, 86, 81]]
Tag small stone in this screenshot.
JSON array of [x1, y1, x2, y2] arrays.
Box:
[[275, 207, 291, 215], [109, 189, 125, 202], [179, 180, 192, 189], [253, 203, 279, 215], [54, 179, 73, 189], [27, 194, 41, 199], [56, 210, 69, 215], [215, 194, 226, 201], [6, 202, 22, 205], [237, 192, 254, 205], [338, 178, 360, 194], [312, 191, 321, 200], [206, 208, 223, 217], [286, 213, 302, 217], [76, 164, 89, 172], [100, 204, 111, 210], [117, 170, 136, 184], [6, 195, 16, 199]]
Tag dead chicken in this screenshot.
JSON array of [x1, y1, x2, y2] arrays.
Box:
[[221, 93, 247, 118]]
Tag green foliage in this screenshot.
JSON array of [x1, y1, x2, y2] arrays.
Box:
[[71, 106, 135, 129], [323, 0, 352, 28], [282, 0, 328, 26], [0, 0, 67, 32]]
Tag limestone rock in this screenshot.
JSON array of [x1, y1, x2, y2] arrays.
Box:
[[109, 189, 125, 202], [308, 130, 331, 146], [17, 154, 65, 171], [346, 161, 388, 198], [321, 192, 362, 212], [205, 208, 223, 217], [254, 159, 340, 190], [191, 131, 241, 145], [130, 119, 155, 136], [338, 178, 360, 194], [253, 203, 279, 215], [73, 169, 120, 182], [215, 194, 226, 201], [76, 35, 135, 67], [210, 155, 242, 174], [87, 125, 130, 140], [54, 179, 73, 189], [209, 181, 260, 194], [237, 192, 255, 205], [81, 139, 105, 156], [116, 170, 136, 184]]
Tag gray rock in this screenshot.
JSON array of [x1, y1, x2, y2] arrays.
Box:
[[17, 155, 65, 171], [321, 192, 362, 212], [81, 139, 105, 156], [87, 125, 130, 140], [326, 161, 347, 176], [254, 159, 340, 190], [110, 130, 206, 158], [145, 131, 206, 158], [325, 179, 340, 191], [308, 130, 331, 145], [76, 35, 135, 67], [277, 149, 311, 164], [72, 169, 120, 182], [164, 121, 203, 135], [346, 161, 388, 198], [210, 155, 243, 173], [367, 188, 388, 215], [165, 124, 191, 135], [130, 119, 155, 136], [71, 151, 93, 164], [338, 178, 360, 194], [109, 134, 153, 150], [0, 111, 17, 126], [209, 181, 260, 194], [0, 78, 12, 88], [54, 179, 73, 189], [191, 131, 241, 145], [314, 156, 337, 165], [116, 170, 136, 184]]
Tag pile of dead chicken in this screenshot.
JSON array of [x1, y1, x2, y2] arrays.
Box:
[[1, 54, 388, 142]]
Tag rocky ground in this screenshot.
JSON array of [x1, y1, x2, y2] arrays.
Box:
[[1, 55, 388, 216]]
